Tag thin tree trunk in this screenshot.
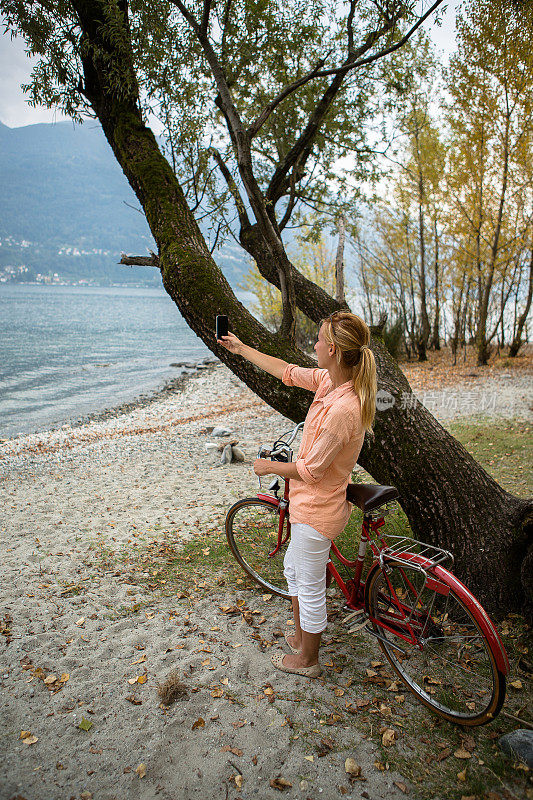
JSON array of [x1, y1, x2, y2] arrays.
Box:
[[430, 218, 440, 350], [509, 248, 533, 356], [335, 213, 346, 304]]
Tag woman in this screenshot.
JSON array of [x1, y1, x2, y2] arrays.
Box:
[[219, 312, 377, 678]]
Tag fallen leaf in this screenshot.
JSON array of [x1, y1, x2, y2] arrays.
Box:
[[437, 747, 451, 762], [78, 717, 93, 732], [304, 755, 314, 762], [136, 763, 146, 778], [137, 674, 147, 684], [125, 694, 142, 705], [457, 768, 467, 782], [192, 717, 205, 730], [382, 729, 396, 747], [454, 748, 472, 760], [394, 695, 405, 704], [131, 655, 146, 665], [44, 674, 57, 685], [221, 678, 229, 685], [334, 688, 345, 697], [264, 687, 274, 696], [221, 746, 243, 756], [317, 737, 334, 757], [270, 777, 292, 790], [262, 594, 272, 600], [59, 673, 70, 683], [127, 677, 137, 685], [394, 782, 409, 794], [510, 679, 523, 690], [20, 731, 38, 745], [374, 761, 386, 771], [211, 688, 224, 698], [234, 774, 243, 788], [345, 758, 361, 776], [75, 617, 85, 626], [232, 720, 246, 728]]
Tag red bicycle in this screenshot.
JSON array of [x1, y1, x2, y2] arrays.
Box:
[[225, 423, 509, 726]]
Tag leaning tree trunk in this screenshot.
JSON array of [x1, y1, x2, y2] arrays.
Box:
[[74, 0, 532, 618]]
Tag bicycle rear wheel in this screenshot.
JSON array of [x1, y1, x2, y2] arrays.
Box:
[[226, 498, 291, 598], [365, 562, 506, 725]]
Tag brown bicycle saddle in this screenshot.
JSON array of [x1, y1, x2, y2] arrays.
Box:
[[346, 483, 399, 512]]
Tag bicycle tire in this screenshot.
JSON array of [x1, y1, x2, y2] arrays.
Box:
[[364, 561, 506, 725], [226, 498, 291, 599]]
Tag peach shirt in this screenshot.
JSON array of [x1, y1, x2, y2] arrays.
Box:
[[282, 363, 365, 540]]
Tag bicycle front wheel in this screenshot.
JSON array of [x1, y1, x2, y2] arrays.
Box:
[[365, 562, 506, 725], [226, 498, 291, 599]]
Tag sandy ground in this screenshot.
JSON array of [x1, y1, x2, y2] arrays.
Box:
[[0, 363, 531, 800]]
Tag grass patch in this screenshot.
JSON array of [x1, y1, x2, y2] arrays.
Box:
[[448, 419, 532, 497], [88, 515, 255, 598]]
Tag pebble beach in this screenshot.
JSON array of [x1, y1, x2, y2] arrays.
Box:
[[1, 358, 531, 800]]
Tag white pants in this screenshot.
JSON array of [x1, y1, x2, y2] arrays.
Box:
[[283, 522, 331, 634]]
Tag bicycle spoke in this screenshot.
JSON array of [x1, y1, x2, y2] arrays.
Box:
[[226, 499, 290, 598]]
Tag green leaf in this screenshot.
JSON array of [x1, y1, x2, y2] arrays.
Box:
[[78, 716, 93, 732]]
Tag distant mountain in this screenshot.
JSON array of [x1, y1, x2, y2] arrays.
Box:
[[0, 119, 249, 287]]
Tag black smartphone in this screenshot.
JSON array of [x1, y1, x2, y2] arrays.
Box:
[[216, 315, 229, 339]]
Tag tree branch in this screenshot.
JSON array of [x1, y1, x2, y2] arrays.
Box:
[[200, 0, 212, 36], [249, 0, 443, 145], [120, 251, 160, 267], [209, 147, 251, 230]]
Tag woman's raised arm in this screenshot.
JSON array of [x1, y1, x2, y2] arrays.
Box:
[[218, 332, 288, 380]]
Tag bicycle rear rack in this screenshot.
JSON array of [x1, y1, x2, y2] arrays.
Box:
[[378, 535, 454, 571]]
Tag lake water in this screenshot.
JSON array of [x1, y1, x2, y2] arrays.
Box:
[[0, 284, 238, 438]]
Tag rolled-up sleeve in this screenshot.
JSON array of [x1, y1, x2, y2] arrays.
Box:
[[295, 410, 356, 484], [282, 363, 327, 392]]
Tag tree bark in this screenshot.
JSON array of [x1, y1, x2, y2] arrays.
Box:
[[71, 0, 532, 618]]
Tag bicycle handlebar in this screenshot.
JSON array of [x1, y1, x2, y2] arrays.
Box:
[[257, 421, 304, 462]]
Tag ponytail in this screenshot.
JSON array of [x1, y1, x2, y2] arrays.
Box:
[[353, 346, 377, 431]]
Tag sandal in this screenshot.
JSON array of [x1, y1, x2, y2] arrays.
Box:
[[284, 631, 300, 654], [271, 651, 322, 678]]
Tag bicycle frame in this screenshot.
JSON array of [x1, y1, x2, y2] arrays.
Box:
[[252, 480, 509, 673]]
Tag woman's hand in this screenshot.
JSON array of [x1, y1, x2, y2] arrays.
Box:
[[253, 458, 273, 476], [217, 331, 244, 355]]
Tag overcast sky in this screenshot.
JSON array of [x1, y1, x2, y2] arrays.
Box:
[[0, 1, 460, 129]]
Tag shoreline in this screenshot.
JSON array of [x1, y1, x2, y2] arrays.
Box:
[[0, 356, 220, 444], [2, 344, 532, 447]]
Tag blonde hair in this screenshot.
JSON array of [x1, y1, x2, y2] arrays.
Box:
[[322, 312, 377, 430]]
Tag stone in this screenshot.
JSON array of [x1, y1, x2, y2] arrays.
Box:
[[212, 426, 233, 437], [204, 443, 218, 453], [217, 439, 239, 451], [220, 444, 233, 465], [231, 446, 245, 462], [498, 730, 533, 767]]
